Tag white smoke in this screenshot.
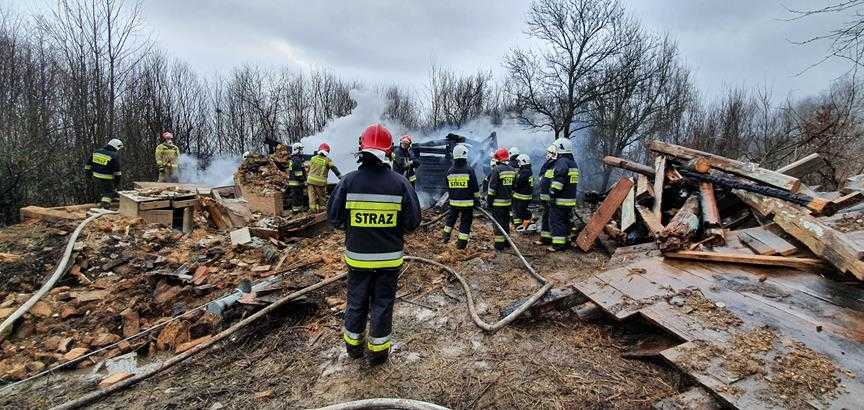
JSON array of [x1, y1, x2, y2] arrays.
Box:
[[178, 154, 242, 187]]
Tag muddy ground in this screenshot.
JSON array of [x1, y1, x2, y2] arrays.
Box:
[[1, 213, 690, 409]]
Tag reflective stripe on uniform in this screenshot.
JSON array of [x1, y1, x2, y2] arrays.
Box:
[[494, 235, 506, 243], [513, 192, 532, 200], [544, 169, 554, 178], [346, 193, 403, 212], [113, 171, 122, 176], [550, 181, 564, 190], [552, 236, 567, 245], [458, 233, 469, 241], [513, 218, 523, 224], [447, 173, 470, 189], [100, 196, 112, 203], [91, 153, 112, 166], [288, 181, 303, 186], [367, 335, 392, 352], [307, 175, 327, 185], [540, 194, 550, 202], [568, 168, 581, 183], [449, 199, 474, 207], [92, 172, 114, 180], [541, 231, 551, 238], [344, 251, 404, 269], [443, 226, 453, 234], [474, 192, 482, 198], [492, 199, 511, 207], [347, 193, 402, 203], [409, 175, 417, 182], [554, 198, 577, 206], [342, 327, 363, 346]]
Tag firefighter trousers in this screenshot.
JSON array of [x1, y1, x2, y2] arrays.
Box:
[[95, 178, 117, 208], [158, 168, 179, 183], [540, 202, 552, 244], [288, 185, 306, 212], [512, 199, 531, 225], [550, 204, 574, 250], [490, 205, 511, 250], [342, 267, 399, 354], [444, 206, 473, 248], [307, 184, 327, 212]]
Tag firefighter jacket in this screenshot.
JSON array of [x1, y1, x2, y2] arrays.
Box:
[[155, 142, 180, 171], [487, 163, 516, 207], [445, 162, 480, 208], [549, 154, 580, 207], [538, 158, 555, 202], [512, 166, 534, 201], [307, 153, 341, 186], [392, 146, 418, 183], [287, 154, 306, 186], [85, 145, 122, 181], [328, 162, 421, 270]]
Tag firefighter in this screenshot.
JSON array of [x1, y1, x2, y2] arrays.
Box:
[[85, 139, 124, 209], [534, 144, 557, 246], [512, 154, 534, 231], [287, 142, 307, 212], [508, 147, 521, 169], [487, 148, 516, 250], [392, 135, 418, 186], [548, 138, 580, 251], [155, 132, 180, 183], [442, 143, 480, 249], [306, 143, 342, 212], [328, 123, 421, 366]]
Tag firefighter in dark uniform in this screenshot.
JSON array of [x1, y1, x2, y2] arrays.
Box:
[[85, 139, 124, 209], [442, 143, 480, 250], [487, 148, 516, 250], [548, 138, 580, 251], [511, 154, 534, 231], [287, 142, 307, 212], [328, 123, 421, 366], [535, 144, 557, 246], [392, 135, 418, 186], [508, 147, 521, 169]]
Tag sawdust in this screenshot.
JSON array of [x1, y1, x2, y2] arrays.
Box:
[[723, 327, 777, 378], [676, 340, 724, 372], [676, 288, 743, 331], [767, 341, 844, 407], [830, 212, 864, 233]]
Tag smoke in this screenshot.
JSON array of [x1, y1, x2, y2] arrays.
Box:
[[178, 154, 242, 187]]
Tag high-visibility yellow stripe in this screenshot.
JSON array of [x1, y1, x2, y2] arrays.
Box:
[[554, 198, 576, 206], [544, 169, 554, 178], [345, 255, 404, 269], [512, 192, 532, 200], [540, 194, 550, 201], [92, 172, 114, 180], [443, 226, 453, 233], [367, 340, 392, 352], [492, 199, 511, 207], [494, 236, 506, 243], [449, 199, 474, 207], [343, 334, 362, 346], [550, 181, 564, 190], [458, 233, 469, 240], [92, 153, 111, 166], [409, 175, 417, 182], [552, 237, 567, 244], [288, 181, 303, 186], [541, 231, 552, 238], [513, 218, 523, 224], [345, 201, 402, 211]]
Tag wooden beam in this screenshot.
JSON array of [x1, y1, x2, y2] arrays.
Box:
[[576, 177, 635, 252], [737, 227, 797, 256], [635, 174, 653, 200], [649, 140, 802, 193], [700, 182, 720, 228], [776, 153, 825, 178], [735, 190, 864, 279], [658, 195, 700, 252], [636, 204, 664, 237], [602, 156, 654, 177], [831, 191, 864, 213], [621, 186, 636, 231], [663, 250, 829, 270], [20, 206, 88, 222], [652, 156, 666, 221]]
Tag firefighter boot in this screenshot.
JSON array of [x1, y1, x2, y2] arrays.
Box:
[[367, 348, 389, 366], [346, 341, 364, 359], [442, 226, 453, 243], [455, 233, 469, 250]]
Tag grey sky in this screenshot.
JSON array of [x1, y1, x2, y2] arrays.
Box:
[[10, 0, 854, 102]]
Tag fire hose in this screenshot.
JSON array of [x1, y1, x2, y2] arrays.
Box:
[[311, 398, 451, 410]]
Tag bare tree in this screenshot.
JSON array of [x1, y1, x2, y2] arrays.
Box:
[[787, 1, 864, 68]]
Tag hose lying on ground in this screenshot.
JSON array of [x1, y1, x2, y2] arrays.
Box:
[[51, 272, 348, 410], [0, 209, 116, 341], [418, 208, 449, 228], [311, 398, 451, 410]]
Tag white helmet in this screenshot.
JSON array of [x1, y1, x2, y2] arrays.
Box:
[[107, 138, 124, 150], [508, 147, 520, 157], [452, 143, 469, 160], [553, 137, 572, 154], [516, 154, 531, 167], [291, 142, 303, 153]]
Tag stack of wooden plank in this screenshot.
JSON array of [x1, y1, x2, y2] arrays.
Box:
[[580, 140, 864, 281], [118, 188, 199, 232]]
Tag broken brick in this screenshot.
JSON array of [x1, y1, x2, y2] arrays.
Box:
[[99, 372, 132, 388], [121, 309, 140, 337], [74, 290, 109, 304], [192, 266, 209, 285], [91, 333, 121, 347], [175, 335, 212, 354], [60, 306, 79, 319], [62, 347, 88, 361], [30, 301, 52, 318]]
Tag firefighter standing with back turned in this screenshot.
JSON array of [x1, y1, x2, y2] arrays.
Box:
[[548, 138, 580, 251], [328, 123, 421, 366], [307, 143, 342, 212], [155, 132, 180, 183], [535, 144, 557, 246], [85, 139, 124, 209], [287, 142, 307, 212], [487, 148, 516, 251], [511, 153, 534, 231], [442, 143, 480, 249]]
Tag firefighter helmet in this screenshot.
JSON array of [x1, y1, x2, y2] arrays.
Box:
[[553, 137, 573, 154], [508, 147, 520, 158], [359, 123, 393, 162], [291, 142, 303, 153], [493, 148, 509, 162], [517, 154, 531, 167], [452, 143, 469, 160], [318, 143, 331, 153], [108, 138, 124, 150]]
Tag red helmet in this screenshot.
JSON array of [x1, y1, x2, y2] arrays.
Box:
[[493, 148, 509, 162], [359, 124, 393, 161], [161, 132, 173, 141], [318, 143, 331, 153], [400, 135, 412, 145]]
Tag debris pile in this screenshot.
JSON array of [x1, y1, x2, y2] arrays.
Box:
[[234, 154, 289, 196]]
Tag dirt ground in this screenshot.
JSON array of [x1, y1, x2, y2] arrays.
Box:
[[1, 212, 689, 409]]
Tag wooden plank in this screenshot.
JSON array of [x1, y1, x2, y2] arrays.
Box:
[[243, 189, 284, 216], [831, 191, 864, 212], [635, 174, 652, 199], [602, 155, 654, 177], [636, 204, 664, 237], [172, 198, 199, 209], [19, 206, 86, 222], [776, 153, 825, 178], [649, 140, 802, 193], [139, 209, 174, 227], [700, 182, 720, 227], [621, 186, 636, 231], [664, 250, 829, 270], [138, 199, 172, 211], [652, 156, 666, 221], [576, 177, 634, 252], [738, 232, 776, 255], [658, 195, 700, 252], [133, 181, 213, 195], [182, 207, 192, 233], [740, 227, 797, 256]]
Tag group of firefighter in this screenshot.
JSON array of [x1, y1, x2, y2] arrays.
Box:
[[83, 124, 578, 367]]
